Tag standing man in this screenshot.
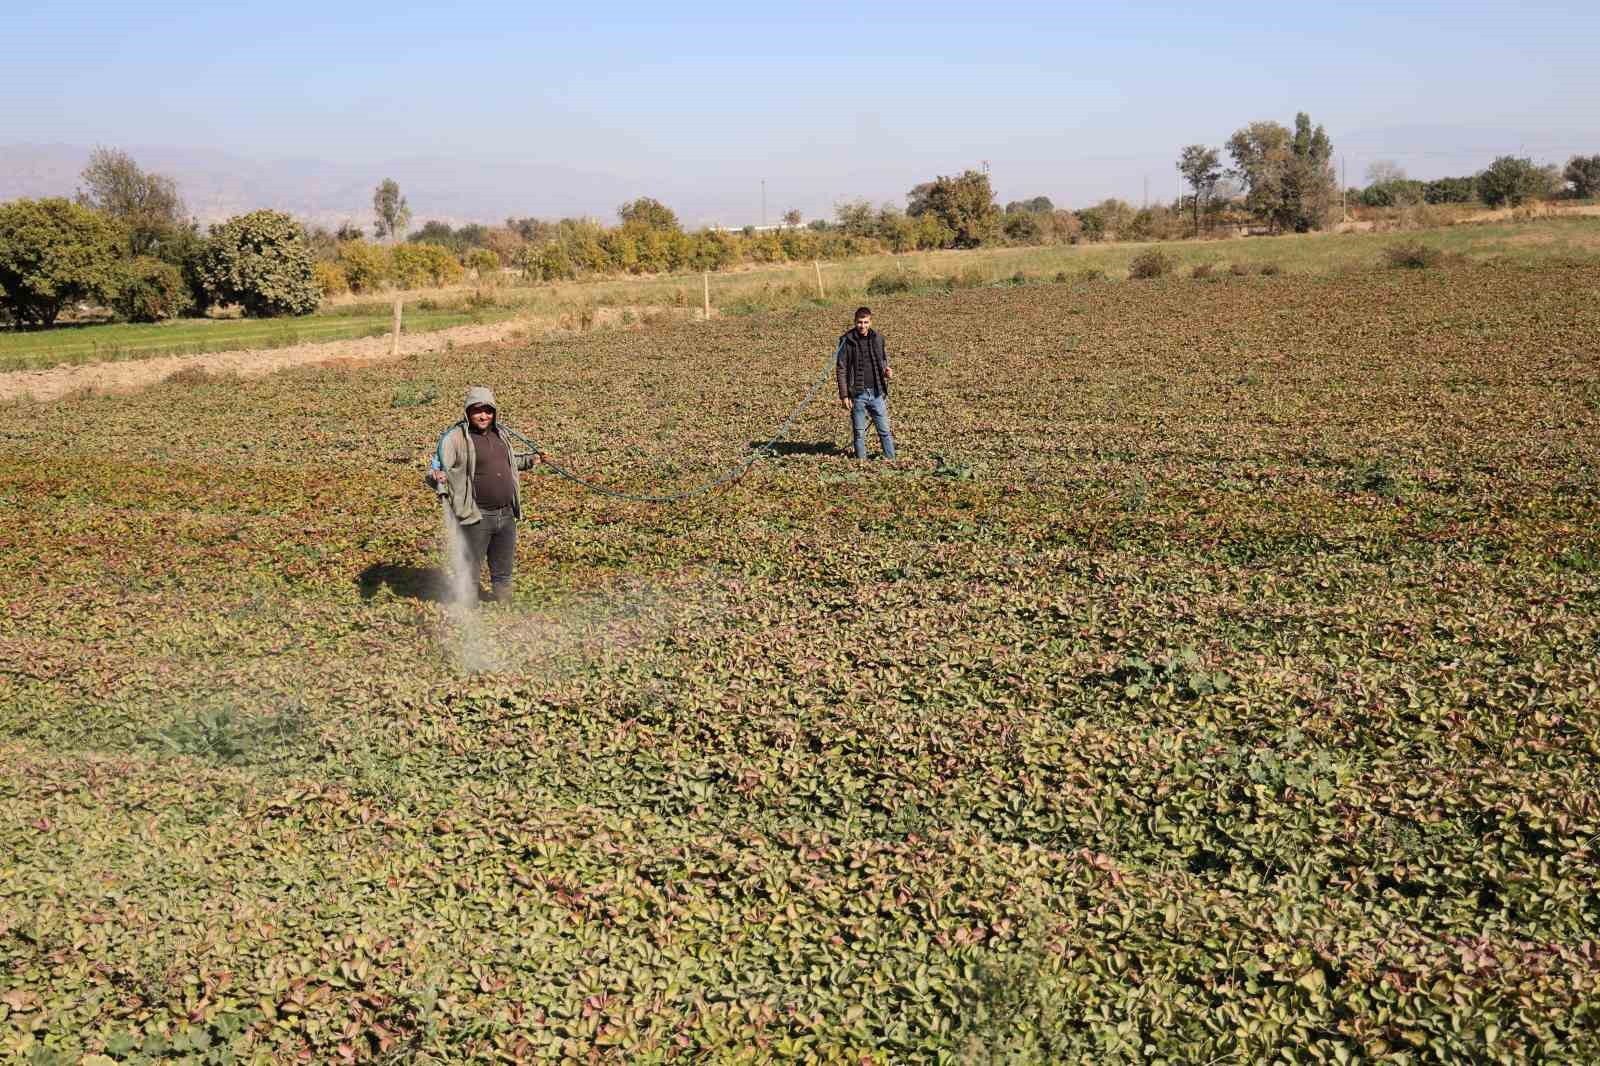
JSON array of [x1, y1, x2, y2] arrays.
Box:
[[835, 306, 897, 461], [428, 386, 544, 604]]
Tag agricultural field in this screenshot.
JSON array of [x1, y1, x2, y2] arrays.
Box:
[[2, 260, 1599, 1062]]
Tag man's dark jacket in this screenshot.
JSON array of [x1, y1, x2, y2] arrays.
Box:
[[835, 328, 890, 403]]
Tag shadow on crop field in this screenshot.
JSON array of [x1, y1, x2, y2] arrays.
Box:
[[357, 562, 450, 603], [754, 439, 845, 457]]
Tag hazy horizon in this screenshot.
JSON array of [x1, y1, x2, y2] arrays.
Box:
[[4, 1, 1597, 229]]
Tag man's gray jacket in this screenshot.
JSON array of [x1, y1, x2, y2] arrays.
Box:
[[430, 386, 537, 524]]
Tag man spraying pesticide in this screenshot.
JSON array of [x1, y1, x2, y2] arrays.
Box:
[[428, 386, 547, 605]]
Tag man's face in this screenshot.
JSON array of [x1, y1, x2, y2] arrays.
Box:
[[468, 405, 495, 430], [855, 314, 871, 334]]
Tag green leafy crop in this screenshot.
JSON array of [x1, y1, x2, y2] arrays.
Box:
[[2, 260, 1598, 1062]]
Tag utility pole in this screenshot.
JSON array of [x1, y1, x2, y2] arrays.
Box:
[[761, 179, 767, 228], [1341, 156, 1347, 221], [1143, 175, 1149, 209]]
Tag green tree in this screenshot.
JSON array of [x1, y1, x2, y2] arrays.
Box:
[[1563, 154, 1600, 199], [1004, 196, 1055, 215], [372, 178, 412, 241], [1002, 210, 1040, 243], [1287, 113, 1338, 230], [0, 197, 125, 327], [1227, 113, 1336, 232], [197, 210, 319, 317], [617, 197, 681, 232], [111, 256, 192, 322], [409, 220, 456, 247], [1177, 144, 1223, 234], [834, 199, 876, 238], [1478, 156, 1557, 207], [906, 170, 1000, 248], [75, 147, 187, 257], [781, 208, 803, 228], [875, 205, 917, 252]]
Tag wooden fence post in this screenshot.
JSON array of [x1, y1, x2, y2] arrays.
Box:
[[391, 297, 403, 356], [814, 260, 825, 299], [703, 272, 710, 321]]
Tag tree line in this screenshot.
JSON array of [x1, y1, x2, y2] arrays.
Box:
[[3, 129, 1595, 329]]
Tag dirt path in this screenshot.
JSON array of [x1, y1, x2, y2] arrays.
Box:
[[0, 318, 532, 404]]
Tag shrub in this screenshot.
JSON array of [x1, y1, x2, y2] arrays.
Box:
[[1258, 262, 1283, 276], [336, 240, 389, 293], [1424, 176, 1477, 204], [112, 256, 193, 322], [1360, 180, 1426, 207], [1382, 242, 1444, 269], [1127, 249, 1175, 279], [390, 381, 440, 408], [1077, 267, 1108, 283], [865, 271, 913, 295], [1191, 263, 1216, 279], [1229, 262, 1251, 276], [313, 261, 349, 297], [0, 197, 125, 327], [197, 210, 319, 317]]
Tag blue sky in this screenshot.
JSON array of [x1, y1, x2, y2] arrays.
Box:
[[4, 1, 1596, 224]]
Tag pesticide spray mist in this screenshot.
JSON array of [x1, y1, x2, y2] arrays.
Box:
[[439, 500, 496, 673]]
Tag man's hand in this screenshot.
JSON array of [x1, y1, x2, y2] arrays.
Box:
[[840, 397, 851, 411], [429, 469, 447, 484], [884, 367, 893, 381]]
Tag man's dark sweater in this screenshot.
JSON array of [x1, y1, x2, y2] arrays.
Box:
[[836, 328, 889, 402], [470, 425, 515, 509]]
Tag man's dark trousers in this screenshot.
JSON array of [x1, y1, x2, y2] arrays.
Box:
[[460, 506, 516, 602]]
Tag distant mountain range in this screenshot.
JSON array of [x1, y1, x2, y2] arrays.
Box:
[[4, 127, 1595, 234], [0, 142, 652, 231]]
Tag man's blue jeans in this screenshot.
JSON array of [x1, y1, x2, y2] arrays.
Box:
[[850, 389, 896, 460]]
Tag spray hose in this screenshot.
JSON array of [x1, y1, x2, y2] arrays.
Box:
[[494, 346, 839, 504]]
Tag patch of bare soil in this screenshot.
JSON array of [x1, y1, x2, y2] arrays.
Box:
[[0, 319, 533, 404]]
